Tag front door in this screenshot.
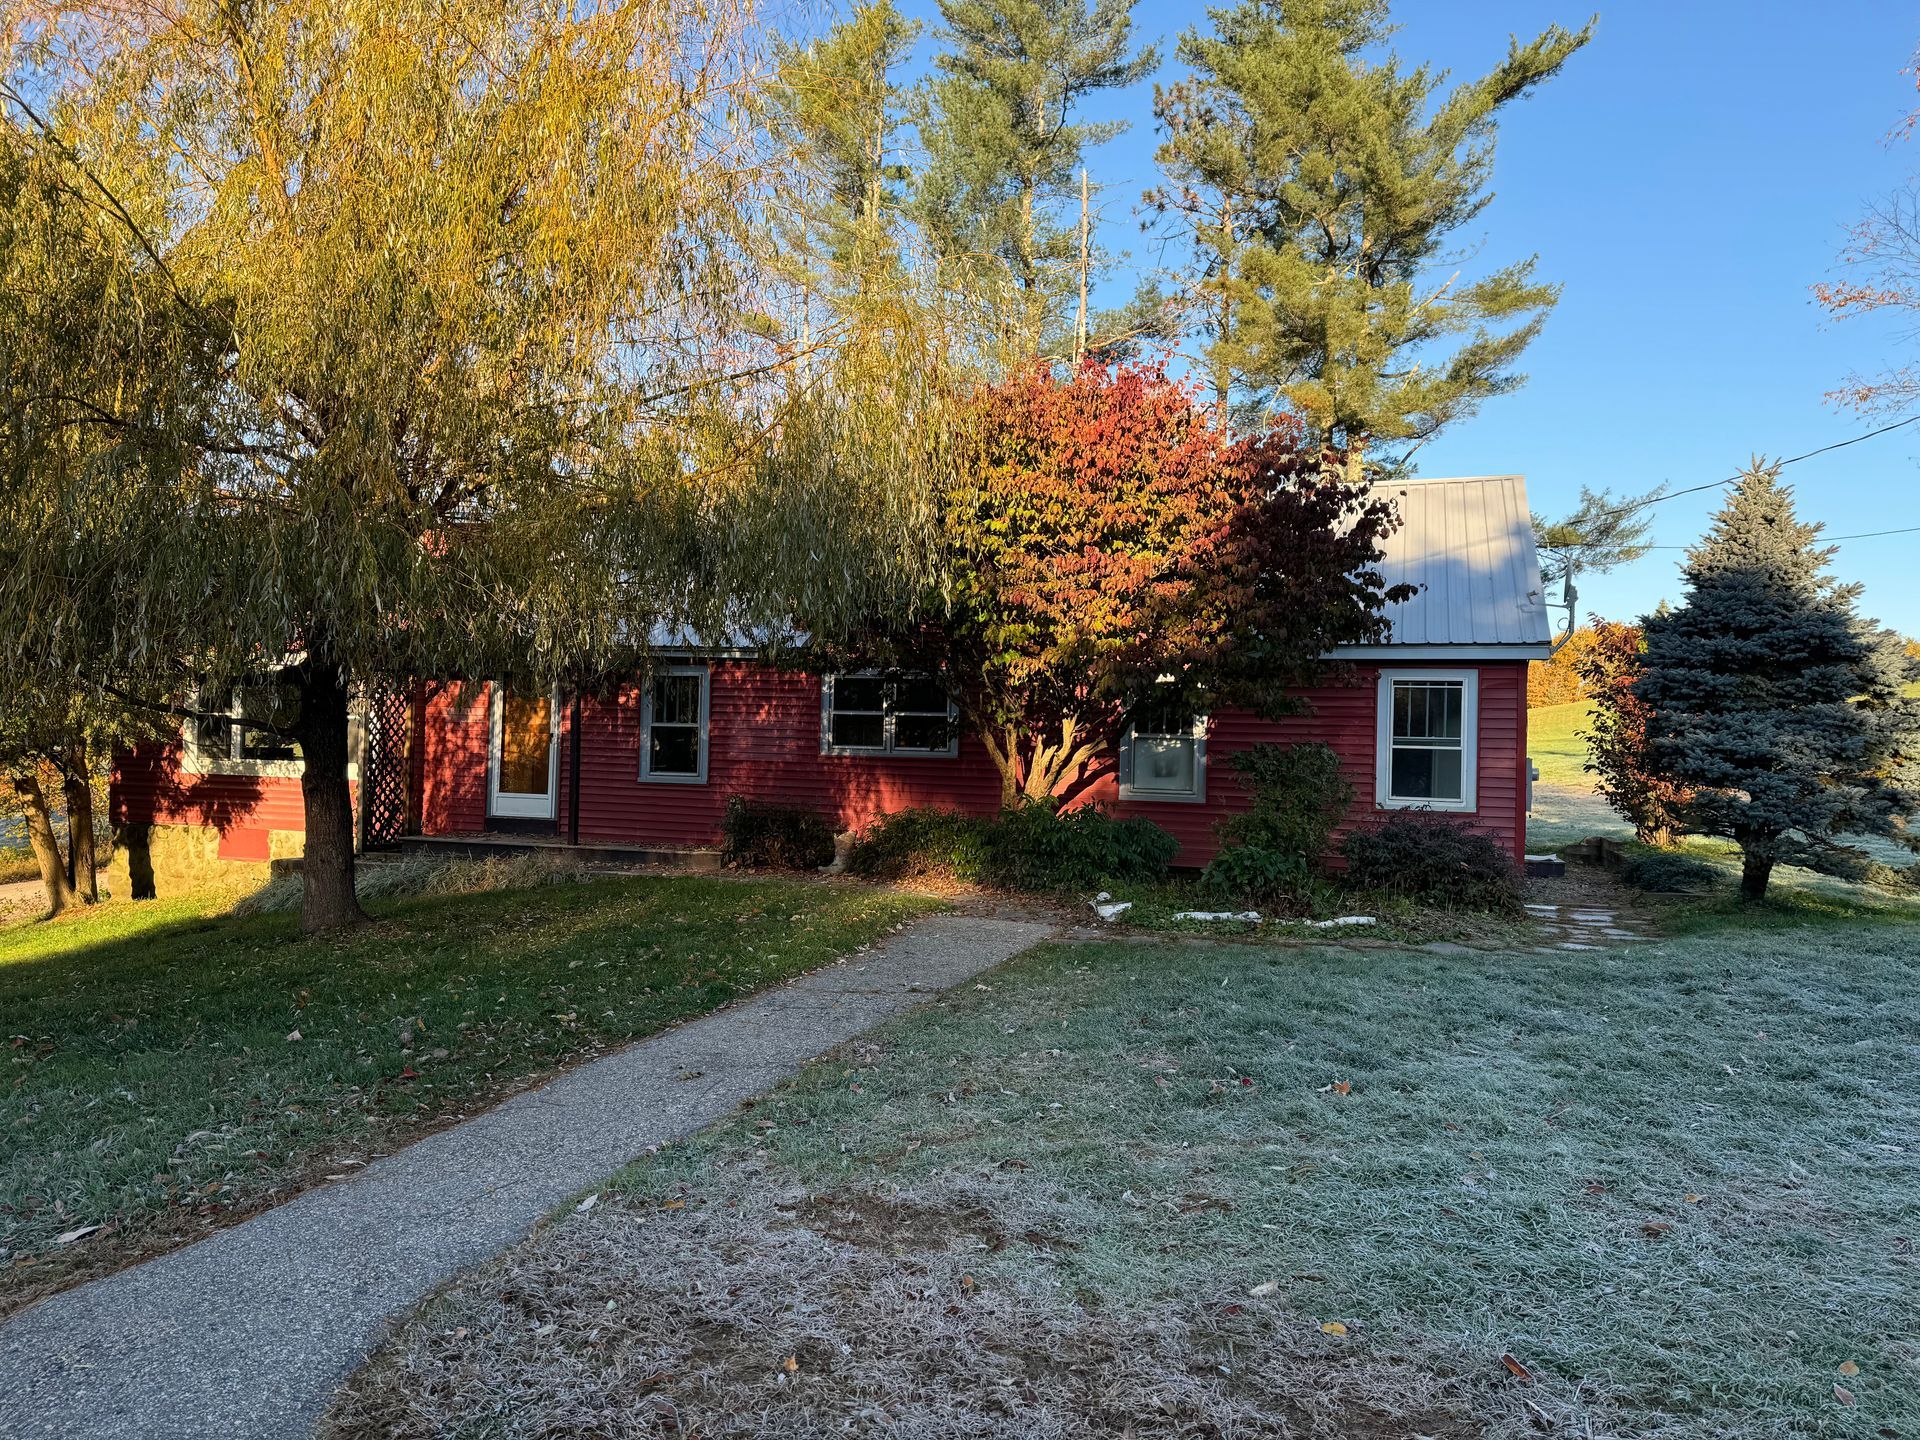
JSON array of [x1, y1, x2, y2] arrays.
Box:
[[488, 685, 559, 821]]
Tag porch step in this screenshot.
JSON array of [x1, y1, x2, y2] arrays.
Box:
[[398, 834, 722, 872]]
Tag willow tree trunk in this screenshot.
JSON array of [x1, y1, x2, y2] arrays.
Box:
[[60, 755, 97, 903], [295, 661, 367, 933], [10, 771, 76, 915]]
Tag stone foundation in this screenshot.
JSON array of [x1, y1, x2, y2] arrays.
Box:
[[106, 822, 305, 899]]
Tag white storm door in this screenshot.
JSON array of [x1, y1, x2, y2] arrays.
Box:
[[487, 685, 560, 820]]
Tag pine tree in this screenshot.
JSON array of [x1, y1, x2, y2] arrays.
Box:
[[915, 0, 1155, 361], [769, 1, 921, 310], [1637, 464, 1920, 901], [1156, 0, 1591, 467]]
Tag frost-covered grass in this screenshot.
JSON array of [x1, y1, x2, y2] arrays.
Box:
[[330, 916, 1920, 1439]]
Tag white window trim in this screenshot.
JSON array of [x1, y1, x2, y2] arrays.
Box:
[[819, 672, 960, 759], [487, 683, 561, 819], [1375, 669, 1478, 812], [1117, 715, 1209, 804], [181, 686, 308, 780], [640, 664, 710, 784]]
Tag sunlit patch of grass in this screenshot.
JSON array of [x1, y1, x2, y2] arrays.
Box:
[[0, 875, 933, 1311]]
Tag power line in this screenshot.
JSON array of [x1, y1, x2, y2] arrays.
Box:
[[1638, 523, 1920, 551], [1583, 413, 1920, 524]]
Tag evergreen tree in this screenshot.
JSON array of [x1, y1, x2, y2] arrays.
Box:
[[1156, 0, 1591, 467], [915, 0, 1156, 361], [769, 1, 921, 311], [1637, 464, 1920, 901]]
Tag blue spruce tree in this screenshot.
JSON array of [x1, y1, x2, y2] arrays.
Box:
[[1638, 463, 1920, 901]]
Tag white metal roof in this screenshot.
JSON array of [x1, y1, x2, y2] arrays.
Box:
[[1330, 474, 1552, 658]]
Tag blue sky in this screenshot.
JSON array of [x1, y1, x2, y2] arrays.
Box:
[[882, 0, 1920, 633]]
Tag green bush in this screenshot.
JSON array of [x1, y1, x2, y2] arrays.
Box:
[[1216, 742, 1352, 857], [721, 797, 836, 871], [847, 803, 1178, 893], [1619, 850, 1722, 893], [845, 808, 992, 883], [1339, 812, 1521, 912], [986, 802, 1179, 892], [1206, 742, 1352, 904], [1202, 845, 1324, 910]]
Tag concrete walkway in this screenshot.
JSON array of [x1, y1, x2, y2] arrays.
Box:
[[0, 913, 1053, 1440]]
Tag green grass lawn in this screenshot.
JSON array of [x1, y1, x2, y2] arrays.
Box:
[[330, 906, 1920, 1439], [1, 874, 932, 1311], [1527, 698, 1592, 788]]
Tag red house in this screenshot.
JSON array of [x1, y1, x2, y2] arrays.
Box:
[[110, 475, 1553, 888]]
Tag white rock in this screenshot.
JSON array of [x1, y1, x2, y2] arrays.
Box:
[[1092, 901, 1132, 922], [1172, 911, 1262, 923]]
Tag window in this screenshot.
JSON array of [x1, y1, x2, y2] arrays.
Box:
[[1118, 696, 1207, 803], [641, 666, 709, 782], [1376, 670, 1477, 811], [821, 673, 958, 757], [187, 683, 304, 776]]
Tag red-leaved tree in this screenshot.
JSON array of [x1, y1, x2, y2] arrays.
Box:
[[1573, 618, 1690, 846], [842, 364, 1413, 806]]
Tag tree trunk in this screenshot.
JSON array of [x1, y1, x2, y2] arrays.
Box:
[[295, 661, 367, 933], [1738, 852, 1773, 903], [61, 747, 98, 904], [10, 771, 76, 915]]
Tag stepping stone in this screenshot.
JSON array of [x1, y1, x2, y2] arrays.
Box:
[[1559, 942, 1603, 951], [1524, 904, 1559, 915]]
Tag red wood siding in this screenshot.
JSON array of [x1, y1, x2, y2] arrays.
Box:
[[1089, 662, 1528, 864], [111, 739, 310, 855], [418, 682, 490, 834], [410, 660, 1530, 864], [571, 665, 1004, 845], [111, 660, 1532, 867]]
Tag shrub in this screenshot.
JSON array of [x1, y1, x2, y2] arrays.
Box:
[[847, 803, 1178, 893], [1339, 812, 1522, 912], [1215, 742, 1351, 859], [721, 797, 836, 871], [1619, 850, 1721, 894], [1574, 618, 1690, 847], [846, 808, 992, 884], [1205, 742, 1351, 905], [985, 802, 1179, 892]]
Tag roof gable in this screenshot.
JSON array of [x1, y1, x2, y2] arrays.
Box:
[[1342, 474, 1552, 656]]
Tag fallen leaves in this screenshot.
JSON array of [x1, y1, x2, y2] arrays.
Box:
[[1500, 1352, 1533, 1382], [1248, 1280, 1280, 1298], [1839, 1360, 1860, 1377], [1834, 1383, 1856, 1406], [1318, 1321, 1348, 1336], [54, 1224, 101, 1246]]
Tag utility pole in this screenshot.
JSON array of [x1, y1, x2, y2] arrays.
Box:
[[1075, 167, 1090, 364]]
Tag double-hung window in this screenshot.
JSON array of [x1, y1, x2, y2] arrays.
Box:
[[188, 683, 304, 775], [821, 673, 958, 757], [1376, 670, 1476, 811], [641, 665, 709, 782], [1118, 695, 1207, 803]]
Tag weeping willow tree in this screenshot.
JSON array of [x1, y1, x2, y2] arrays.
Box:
[[0, 0, 955, 931]]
